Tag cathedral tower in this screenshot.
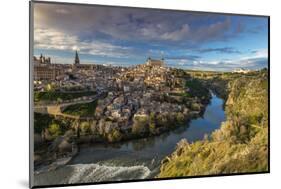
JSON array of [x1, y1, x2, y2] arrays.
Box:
[[74, 50, 80, 65]]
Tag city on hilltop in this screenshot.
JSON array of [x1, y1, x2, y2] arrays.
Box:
[[34, 50, 210, 141]]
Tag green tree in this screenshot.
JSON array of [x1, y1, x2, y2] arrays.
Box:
[[107, 129, 123, 142], [176, 112, 185, 125], [80, 121, 91, 134], [149, 112, 157, 133], [132, 115, 149, 135], [48, 123, 61, 137]]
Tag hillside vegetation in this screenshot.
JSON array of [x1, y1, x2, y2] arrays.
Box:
[[62, 100, 98, 116], [34, 91, 96, 102], [158, 70, 268, 177]]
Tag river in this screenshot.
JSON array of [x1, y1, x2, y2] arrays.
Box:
[[34, 93, 226, 186]]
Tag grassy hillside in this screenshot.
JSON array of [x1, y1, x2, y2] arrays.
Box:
[[62, 100, 98, 116], [158, 70, 268, 177], [34, 91, 96, 102]]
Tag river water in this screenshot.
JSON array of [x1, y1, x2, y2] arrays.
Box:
[[34, 93, 225, 186]]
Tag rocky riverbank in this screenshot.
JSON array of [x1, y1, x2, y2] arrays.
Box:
[[158, 70, 268, 177], [34, 130, 79, 174]]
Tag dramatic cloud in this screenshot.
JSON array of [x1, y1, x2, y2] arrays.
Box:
[[167, 49, 268, 71], [195, 47, 241, 54], [34, 28, 132, 58], [160, 24, 190, 41], [33, 2, 268, 71], [241, 49, 268, 60], [34, 3, 239, 44], [167, 57, 267, 71], [190, 18, 231, 42]]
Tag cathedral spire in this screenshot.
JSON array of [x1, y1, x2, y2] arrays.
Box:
[[74, 50, 80, 64]]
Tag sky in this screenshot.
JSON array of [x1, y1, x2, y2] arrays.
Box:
[[33, 2, 268, 71]]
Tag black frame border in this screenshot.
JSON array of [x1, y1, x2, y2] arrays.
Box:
[[29, 0, 270, 188]]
